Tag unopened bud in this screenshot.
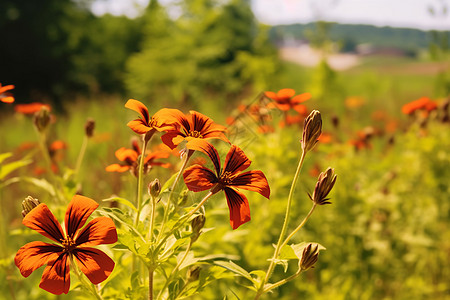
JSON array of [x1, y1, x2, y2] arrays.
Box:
[[299, 243, 319, 270], [84, 118, 95, 138], [186, 266, 201, 282], [191, 214, 206, 242], [33, 106, 51, 132], [308, 167, 337, 205], [21, 196, 40, 217], [302, 110, 322, 152], [148, 179, 161, 198]]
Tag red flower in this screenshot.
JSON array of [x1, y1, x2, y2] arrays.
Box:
[[264, 88, 310, 113], [15, 195, 117, 295], [161, 110, 229, 150], [0, 83, 15, 103], [106, 140, 170, 175], [14, 102, 51, 114], [183, 142, 270, 229], [125, 99, 178, 135]]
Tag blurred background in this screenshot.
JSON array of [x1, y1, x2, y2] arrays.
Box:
[[1, 0, 450, 299]]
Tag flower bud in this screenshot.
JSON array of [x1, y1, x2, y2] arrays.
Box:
[[191, 214, 206, 242], [84, 118, 95, 138], [21, 196, 40, 217], [308, 167, 337, 205], [302, 110, 322, 152], [299, 243, 319, 270], [148, 179, 161, 198], [33, 106, 51, 132], [186, 266, 201, 282]]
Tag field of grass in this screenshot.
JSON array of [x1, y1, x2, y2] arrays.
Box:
[[1, 56, 449, 300]]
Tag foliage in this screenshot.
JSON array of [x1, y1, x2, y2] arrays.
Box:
[[125, 0, 278, 107]]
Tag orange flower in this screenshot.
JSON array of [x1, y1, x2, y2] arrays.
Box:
[[183, 142, 270, 229], [125, 99, 178, 135], [401, 97, 437, 115], [15, 195, 117, 295], [264, 88, 311, 113], [106, 140, 170, 175], [14, 102, 51, 115], [161, 110, 229, 150], [0, 83, 15, 103]]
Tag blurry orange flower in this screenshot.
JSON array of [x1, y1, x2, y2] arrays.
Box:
[[345, 96, 365, 109], [14, 102, 51, 115], [161, 110, 229, 150], [264, 88, 311, 113], [125, 99, 178, 135], [50, 140, 67, 151], [401, 97, 438, 115], [183, 141, 270, 229], [0, 83, 15, 103], [318, 132, 333, 144], [15, 195, 117, 295], [106, 141, 170, 175]]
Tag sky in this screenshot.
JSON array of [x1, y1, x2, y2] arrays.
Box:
[[91, 0, 450, 30]]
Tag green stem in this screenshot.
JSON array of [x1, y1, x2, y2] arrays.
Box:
[[280, 204, 316, 250], [70, 254, 104, 300], [157, 240, 193, 300], [36, 130, 63, 202], [262, 269, 303, 293], [255, 150, 306, 299], [74, 135, 88, 180], [157, 151, 192, 242], [147, 194, 157, 242], [134, 138, 149, 228], [149, 267, 154, 300]]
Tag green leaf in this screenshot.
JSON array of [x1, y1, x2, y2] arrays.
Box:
[[21, 177, 55, 196], [0, 158, 32, 180], [178, 251, 199, 270], [213, 261, 254, 283], [102, 196, 137, 212]]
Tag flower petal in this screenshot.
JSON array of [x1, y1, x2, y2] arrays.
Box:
[[1, 96, 14, 103], [105, 164, 130, 172], [230, 170, 270, 199], [15, 241, 63, 277], [75, 217, 118, 246], [223, 145, 251, 174], [22, 204, 65, 243], [277, 88, 295, 99], [115, 147, 138, 162], [0, 84, 14, 93], [73, 247, 115, 284], [264, 91, 277, 100], [39, 253, 70, 295], [185, 139, 221, 176], [125, 99, 150, 124], [65, 195, 99, 239], [127, 119, 152, 134], [291, 92, 311, 104], [152, 108, 185, 131], [224, 187, 251, 230], [161, 131, 182, 149], [183, 165, 217, 192]]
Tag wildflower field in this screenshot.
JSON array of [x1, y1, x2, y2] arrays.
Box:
[[1, 1, 450, 299], [1, 54, 450, 300]]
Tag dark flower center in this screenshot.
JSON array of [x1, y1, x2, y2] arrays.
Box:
[[61, 236, 77, 253], [219, 171, 234, 185], [188, 130, 203, 138]]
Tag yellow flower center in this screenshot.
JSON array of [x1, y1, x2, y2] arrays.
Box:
[[188, 130, 203, 138], [61, 236, 76, 252]]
